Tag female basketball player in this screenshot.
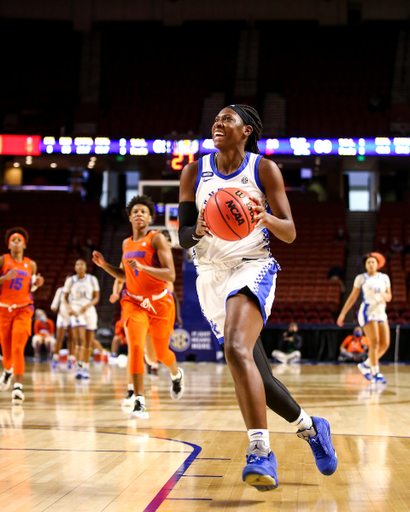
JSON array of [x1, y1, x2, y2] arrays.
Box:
[[92, 195, 184, 419], [178, 105, 337, 491], [0, 227, 44, 404], [63, 259, 100, 379], [50, 278, 75, 369], [337, 252, 391, 384]]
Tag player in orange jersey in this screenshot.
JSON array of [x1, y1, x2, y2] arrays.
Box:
[[0, 227, 44, 404], [92, 195, 184, 418]]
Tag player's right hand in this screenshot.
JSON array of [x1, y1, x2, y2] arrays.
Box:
[[92, 251, 106, 267], [336, 315, 344, 327], [196, 209, 213, 238], [2, 269, 18, 281]]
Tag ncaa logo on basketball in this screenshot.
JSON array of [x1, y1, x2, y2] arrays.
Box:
[[170, 329, 191, 352]]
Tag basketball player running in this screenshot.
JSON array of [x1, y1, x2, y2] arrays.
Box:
[[50, 278, 75, 369], [337, 252, 391, 384], [63, 259, 100, 379], [0, 228, 44, 404], [178, 105, 337, 491], [92, 195, 184, 419]]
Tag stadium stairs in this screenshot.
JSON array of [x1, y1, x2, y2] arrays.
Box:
[[342, 211, 378, 323]]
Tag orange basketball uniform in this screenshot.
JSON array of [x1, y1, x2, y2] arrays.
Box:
[[0, 254, 34, 375], [120, 231, 176, 373]]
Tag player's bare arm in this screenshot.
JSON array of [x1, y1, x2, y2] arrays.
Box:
[[381, 287, 392, 302], [110, 263, 125, 303], [30, 260, 44, 289], [79, 290, 100, 315], [0, 254, 18, 283], [92, 247, 126, 281], [255, 158, 296, 244], [336, 286, 361, 326]]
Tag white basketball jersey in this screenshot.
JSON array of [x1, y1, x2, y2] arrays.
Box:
[[194, 152, 273, 268], [50, 286, 69, 317], [353, 272, 390, 306], [64, 274, 100, 307]]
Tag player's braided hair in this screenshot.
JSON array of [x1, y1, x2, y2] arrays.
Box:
[[5, 227, 29, 245], [126, 195, 156, 219], [227, 104, 263, 154], [240, 105, 263, 154]]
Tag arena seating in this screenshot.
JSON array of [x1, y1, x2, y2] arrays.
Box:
[[98, 21, 244, 138], [257, 21, 398, 137], [267, 202, 347, 325], [0, 192, 101, 312], [0, 19, 402, 139], [0, 20, 82, 135]]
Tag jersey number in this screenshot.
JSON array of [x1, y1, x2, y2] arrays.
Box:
[[9, 277, 24, 290]]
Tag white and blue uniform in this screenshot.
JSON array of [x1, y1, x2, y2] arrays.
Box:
[[63, 274, 100, 330], [50, 286, 70, 329], [354, 272, 391, 327], [194, 152, 279, 344]]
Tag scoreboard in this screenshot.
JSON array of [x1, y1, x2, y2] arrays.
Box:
[[41, 136, 410, 157], [3, 134, 410, 157], [0, 135, 41, 156]]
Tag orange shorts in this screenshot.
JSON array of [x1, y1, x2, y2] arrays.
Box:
[[121, 293, 174, 338], [0, 305, 33, 339]]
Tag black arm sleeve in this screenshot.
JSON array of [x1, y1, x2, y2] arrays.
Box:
[[178, 201, 204, 249]]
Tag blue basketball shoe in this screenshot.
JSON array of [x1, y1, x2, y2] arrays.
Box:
[[297, 417, 338, 476], [242, 450, 278, 491], [371, 372, 387, 384], [358, 361, 371, 381]]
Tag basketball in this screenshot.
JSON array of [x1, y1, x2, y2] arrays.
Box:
[[203, 188, 257, 241]]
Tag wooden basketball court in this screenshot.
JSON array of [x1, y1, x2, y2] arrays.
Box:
[[1, 362, 410, 511]]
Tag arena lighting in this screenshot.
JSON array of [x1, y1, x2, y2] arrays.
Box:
[[39, 136, 410, 157], [0, 135, 41, 155]]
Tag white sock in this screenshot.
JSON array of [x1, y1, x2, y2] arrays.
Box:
[[14, 383, 23, 390], [5, 368, 13, 375], [247, 429, 270, 455], [292, 409, 314, 433], [135, 394, 145, 405], [363, 358, 370, 367], [83, 362, 90, 370], [371, 365, 379, 376], [128, 383, 134, 391], [171, 369, 181, 381]]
